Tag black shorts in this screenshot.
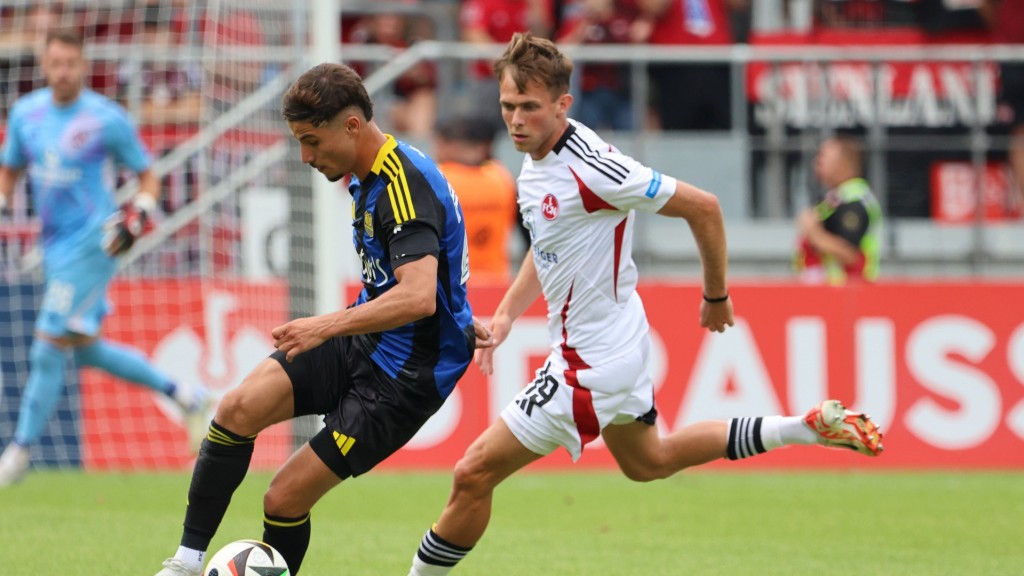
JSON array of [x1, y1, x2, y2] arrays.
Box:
[[271, 335, 446, 479]]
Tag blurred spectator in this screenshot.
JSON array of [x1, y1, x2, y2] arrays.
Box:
[[346, 12, 438, 138], [557, 0, 639, 131], [813, 0, 917, 30], [793, 136, 883, 285], [915, 0, 987, 37], [815, 0, 921, 29], [459, 0, 554, 129], [982, 0, 1024, 206], [0, 3, 62, 49], [202, 7, 266, 112], [0, 4, 64, 119], [752, 0, 813, 34], [633, 0, 744, 131], [433, 115, 519, 283], [117, 1, 201, 125]]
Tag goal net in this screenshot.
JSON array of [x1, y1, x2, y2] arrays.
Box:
[[0, 0, 318, 472]]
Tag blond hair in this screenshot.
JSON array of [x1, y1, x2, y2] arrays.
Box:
[[493, 32, 572, 98]]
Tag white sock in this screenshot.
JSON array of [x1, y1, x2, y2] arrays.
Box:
[[409, 555, 454, 576], [174, 546, 205, 573], [760, 415, 818, 450]]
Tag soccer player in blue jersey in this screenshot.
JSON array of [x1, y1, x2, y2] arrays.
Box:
[[153, 62, 492, 576], [0, 28, 211, 487]]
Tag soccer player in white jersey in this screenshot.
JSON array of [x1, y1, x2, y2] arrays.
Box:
[[406, 32, 885, 575], [0, 28, 210, 487]]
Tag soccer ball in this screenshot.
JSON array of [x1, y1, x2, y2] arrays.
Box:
[[203, 539, 290, 576]]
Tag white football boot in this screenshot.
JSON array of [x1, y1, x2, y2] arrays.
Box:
[[173, 384, 214, 454], [804, 399, 884, 456], [0, 443, 30, 488], [154, 558, 201, 576]]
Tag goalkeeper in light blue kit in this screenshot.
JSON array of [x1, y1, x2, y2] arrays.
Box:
[[0, 28, 210, 487]]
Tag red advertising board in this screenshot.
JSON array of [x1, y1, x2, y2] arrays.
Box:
[[747, 31, 999, 130], [81, 279, 294, 470], [930, 161, 1022, 223], [83, 280, 1024, 471]]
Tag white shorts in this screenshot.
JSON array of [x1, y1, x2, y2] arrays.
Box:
[[500, 338, 654, 462]]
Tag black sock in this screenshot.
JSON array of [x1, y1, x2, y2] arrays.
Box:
[[726, 417, 766, 460], [180, 420, 257, 550], [263, 512, 311, 574]]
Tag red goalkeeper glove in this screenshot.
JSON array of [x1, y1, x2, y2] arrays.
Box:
[[102, 195, 156, 256]]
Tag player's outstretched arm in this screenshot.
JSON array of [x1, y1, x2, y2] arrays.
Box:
[[272, 255, 439, 362], [475, 251, 543, 374], [656, 179, 734, 333], [473, 317, 495, 350]]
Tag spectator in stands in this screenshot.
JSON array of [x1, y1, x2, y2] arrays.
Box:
[[752, 0, 813, 34], [117, 1, 201, 125], [813, 0, 917, 29], [982, 0, 1024, 206], [557, 0, 639, 131], [0, 3, 64, 119], [793, 136, 883, 284], [346, 11, 438, 138], [202, 7, 265, 112], [915, 0, 988, 38], [460, 0, 554, 129], [632, 0, 744, 131], [434, 115, 519, 283]]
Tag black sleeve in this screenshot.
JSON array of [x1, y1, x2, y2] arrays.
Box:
[[376, 173, 441, 268], [822, 201, 870, 248], [390, 220, 439, 268]]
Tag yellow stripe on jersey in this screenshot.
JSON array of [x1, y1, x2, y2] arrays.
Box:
[[386, 181, 403, 223], [369, 134, 398, 175], [264, 512, 311, 528], [332, 430, 356, 455], [382, 153, 416, 224]]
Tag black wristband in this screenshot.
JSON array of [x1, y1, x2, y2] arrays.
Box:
[[703, 292, 729, 303]]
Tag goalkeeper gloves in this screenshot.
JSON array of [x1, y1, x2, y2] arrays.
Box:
[[102, 195, 157, 256]]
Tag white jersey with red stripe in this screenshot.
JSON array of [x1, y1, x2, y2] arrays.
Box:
[[517, 119, 677, 366]]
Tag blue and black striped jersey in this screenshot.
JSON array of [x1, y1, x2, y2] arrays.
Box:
[[348, 135, 473, 397]]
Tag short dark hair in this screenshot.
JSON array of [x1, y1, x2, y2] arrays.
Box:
[[281, 63, 374, 126], [493, 32, 572, 98], [45, 27, 84, 50]]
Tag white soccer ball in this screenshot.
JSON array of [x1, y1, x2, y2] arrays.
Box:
[[203, 539, 290, 576]]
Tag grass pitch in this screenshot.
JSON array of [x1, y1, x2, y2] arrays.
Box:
[[0, 469, 1020, 575]]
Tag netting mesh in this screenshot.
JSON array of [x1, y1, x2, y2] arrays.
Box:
[[0, 0, 316, 471]]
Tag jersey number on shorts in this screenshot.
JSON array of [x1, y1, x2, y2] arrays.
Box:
[[41, 280, 75, 315], [517, 363, 559, 417]]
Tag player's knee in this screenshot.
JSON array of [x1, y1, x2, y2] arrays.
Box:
[[213, 387, 260, 434], [263, 483, 304, 518], [618, 457, 673, 483], [620, 465, 660, 483], [450, 454, 492, 496]]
